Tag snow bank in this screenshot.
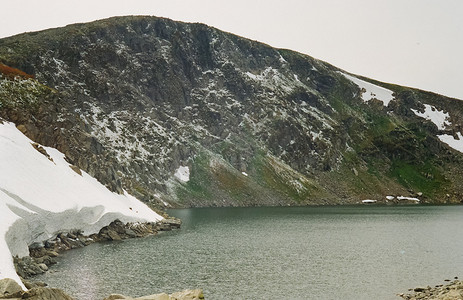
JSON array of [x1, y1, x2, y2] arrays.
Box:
[[174, 166, 190, 182], [411, 104, 450, 130], [0, 121, 163, 288], [410, 104, 463, 153], [438, 132, 463, 153], [397, 196, 420, 202], [340, 72, 394, 106], [362, 199, 377, 204]]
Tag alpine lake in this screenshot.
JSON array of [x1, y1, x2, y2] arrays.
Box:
[[34, 205, 463, 300]]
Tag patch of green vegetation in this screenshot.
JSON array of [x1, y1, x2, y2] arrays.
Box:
[[389, 160, 448, 196], [174, 148, 261, 205], [174, 152, 214, 203]]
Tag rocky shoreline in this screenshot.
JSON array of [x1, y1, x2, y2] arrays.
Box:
[[13, 218, 180, 280], [399, 278, 463, 299], [1, 278, 204, 300]]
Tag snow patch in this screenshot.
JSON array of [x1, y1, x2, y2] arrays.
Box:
[[438, 132, 463, 153], [174, 166, 190, 182], [241, 171, 248, 177], [0, 122, 162, 287], [411, 104, 451, 130], [340, 72, 394, 106], [397, 196, 420, 202], [362, 199, 377, 204]]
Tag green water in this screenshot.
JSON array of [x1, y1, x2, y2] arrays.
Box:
[[35, 205, 463, 299]]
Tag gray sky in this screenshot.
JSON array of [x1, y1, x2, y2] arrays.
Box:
[[1, 0, 462, 99]]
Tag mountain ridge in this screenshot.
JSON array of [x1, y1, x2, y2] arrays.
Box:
[[1, 15, 463, 208]]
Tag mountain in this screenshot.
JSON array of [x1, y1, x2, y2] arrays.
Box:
[[1, 15, 463, 208]]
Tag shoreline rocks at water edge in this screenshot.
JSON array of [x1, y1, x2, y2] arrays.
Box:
[[398, 278, 463, 299], [14, 218, 181, 280], [104, 289, 204, 300], [0, 278, 73, 299], [1, 278, 204, 300]]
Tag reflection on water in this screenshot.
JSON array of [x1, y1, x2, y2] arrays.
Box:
[[35, 205, 463, 300]]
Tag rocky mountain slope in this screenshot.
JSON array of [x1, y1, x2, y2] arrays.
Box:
[[1, 16, 463, 208]]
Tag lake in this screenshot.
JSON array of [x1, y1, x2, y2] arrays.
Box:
[[34, 205, 463, 299]]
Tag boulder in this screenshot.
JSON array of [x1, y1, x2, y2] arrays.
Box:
[[36, 264, 48, 272], [108, 220, 127, 235], [103, 295, 132, 300], [14, 256, 46, 278], [0, 278, 23, 298], [170, 289, 204, 300], [21, 280, 47, 290], [124, 228, 137, 238], [21, 287, 74, 300], [107, 230, 122, 241], [135, 293, 170, 300], [166, 219, 181, 229], [46, 251, 59, 258], [104, 290, 204, 300]]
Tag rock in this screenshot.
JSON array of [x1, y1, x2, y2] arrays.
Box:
[[164, 218, 182, 229], [57, 233, 86, 249], [105, 290, 204, 300], [107, 230, 122, 241], [28, 242, 44, 250], [13, 220, 178, 281], [170, 289, 204, 300], [400, 280, 463, 300], [124, 228, 137, 238], [437, 289, 463, 300], [37, 264, 48, 272], [21, 287, 74, 300], [135, 293, 170, 300], [44, 239, 56, 249], [14, 256, 46, 278], [69, 164, 82, 176], [21, 280, 47, 290], [157, 219, 181, 231], [103, 295, 132, 300], [109, 220, 128, 235], [67, 232, 77, 240], [46, 251, 59, 258], [0, 278, 23, 298], [16, 124, 27, 135]]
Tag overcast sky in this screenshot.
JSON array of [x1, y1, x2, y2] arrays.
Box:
[[1, 0, 462, 99]]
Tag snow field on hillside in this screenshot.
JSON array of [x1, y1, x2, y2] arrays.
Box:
[[410, 104, 463, 154], [340, 72, 394, 106], [411, 104, 451, 130], [0, 121, 162, 288]]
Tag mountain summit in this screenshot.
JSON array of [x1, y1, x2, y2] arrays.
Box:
[[1, 16, 462, 207]]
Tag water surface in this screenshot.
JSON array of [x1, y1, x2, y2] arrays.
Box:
[[35, 205, 463, 299]]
